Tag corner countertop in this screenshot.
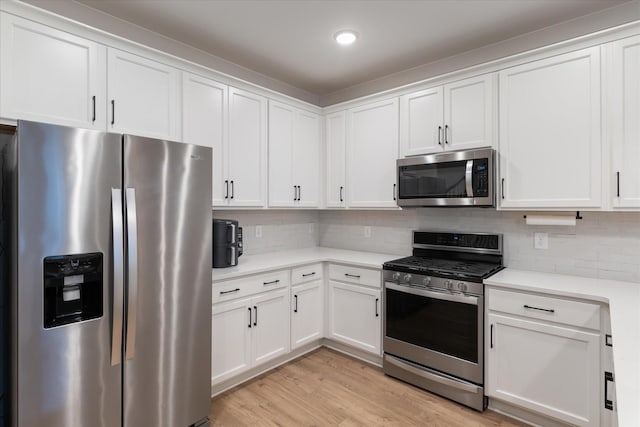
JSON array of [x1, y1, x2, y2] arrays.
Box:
[[212, 247, 401, 282], [484, 269, 640, 427]]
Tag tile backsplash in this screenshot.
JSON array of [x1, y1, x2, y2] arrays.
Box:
[[214, 209, 640, 283]]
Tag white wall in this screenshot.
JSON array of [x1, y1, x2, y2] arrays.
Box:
[[214, 209, 640, 283], [319, 209, 640, 283]]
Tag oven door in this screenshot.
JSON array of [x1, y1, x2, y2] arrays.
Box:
[[383, 281, 483, 384]]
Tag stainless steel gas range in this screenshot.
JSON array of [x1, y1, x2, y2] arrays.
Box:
[[382, 231, 504, 411]]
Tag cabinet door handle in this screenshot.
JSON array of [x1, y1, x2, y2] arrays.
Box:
[[604, 371, 614, 410], [230, 180, 234, 199], [438, 125, 442, 145], [298, 185, 301, 201], [393, 183, 397, 201], [490, 324, 494, 348], [501, 178, 505, 200], [248, 307, 252, 328], [294, 295, 298, 313], [263, 279, 280, 286], [344, 273, 361, 279], [444, 124, 449, 144], [92, 95, 96, 123], [293, 185, 297, 201], [339, 186, 344, 202], [111, 100, 115, 125], [253, 305, 257, 326], [302, 272, 316, 277], [375, 298, 379, 317], [224, 180, 229, 199], [523, 304, 555, 313], [616, 172, 620, 198], [219, 288, 240, 295]]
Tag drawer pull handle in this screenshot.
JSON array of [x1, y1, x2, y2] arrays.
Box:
[[263, 279, 280, 286], [345, 273, 361, 279], [220, 288, 240, 295], [302, 272, 316, 277], [523, 304, 555, 313]]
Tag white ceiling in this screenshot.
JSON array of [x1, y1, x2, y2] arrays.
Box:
[[74, 0, 632, 98]]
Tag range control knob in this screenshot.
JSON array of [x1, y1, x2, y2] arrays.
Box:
[[392, 272, 400, 281], [403, 273, 412, 283], [422, 277, 432, 286], [444, 280, 452, 289], [457, 282, 468, 292]]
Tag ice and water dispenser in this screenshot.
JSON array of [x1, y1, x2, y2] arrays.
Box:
[[43, 253, 103, 328]]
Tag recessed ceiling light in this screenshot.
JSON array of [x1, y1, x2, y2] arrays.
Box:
[[334, 30, 358, 46]]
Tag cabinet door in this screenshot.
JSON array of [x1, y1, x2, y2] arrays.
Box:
[[444, 74, 495, 151], [107, 48, 179, 140], [487, 313, 600, 427], [252, 288, 290, 365], [499, 47, 601, 208], [610, 35, 640, 209], [268, 101, 295, 207], [347, 98, 399, 208], [211, 298, 252, 385], [291, 281, 323, 349], [228, 87, 267, 207], [328, 281, 381, 355], [399, 87, 443, 156], [0, 13, 106, 129], [293, 109, 321, 207], [182, 72, 227, 206], [326, 111, 347, 208]]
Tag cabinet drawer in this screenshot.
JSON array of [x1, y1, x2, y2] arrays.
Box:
[[487, 288, 600, 330], [329, 264, 381, 288], [291, 263, 323, 285], [213, 270, 290, 304]]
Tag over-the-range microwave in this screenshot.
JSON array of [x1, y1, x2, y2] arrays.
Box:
[[396, 147, 495, 207]]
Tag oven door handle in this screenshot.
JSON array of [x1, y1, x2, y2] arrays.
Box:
[[385, 354, 482, 394], [385, 282, 479, 305]]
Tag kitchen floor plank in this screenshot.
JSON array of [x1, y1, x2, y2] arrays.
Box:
[[210, 348, 528, 426]]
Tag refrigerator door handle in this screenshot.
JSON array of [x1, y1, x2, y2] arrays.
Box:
[[125, 188, 139, 360], [111, 188, 125, 366]]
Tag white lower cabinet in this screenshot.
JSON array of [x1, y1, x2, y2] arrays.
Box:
[[291, 280, 323, 349], [486, 287, 603, 427], [328, 280, 381, 355], [211, 273, 290, 386]]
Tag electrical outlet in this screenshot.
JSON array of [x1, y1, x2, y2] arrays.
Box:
[[364, 226, 372, 238], [534, 232, 548, 249], [309, 223, 314, 234], [255, 225, 262, 238]]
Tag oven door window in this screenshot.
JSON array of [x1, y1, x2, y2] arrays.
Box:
[[386, 287, 478, 363], [398, 160, 469, 199]]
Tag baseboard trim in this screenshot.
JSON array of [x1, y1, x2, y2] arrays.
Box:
[[488, 398, 571, 427]]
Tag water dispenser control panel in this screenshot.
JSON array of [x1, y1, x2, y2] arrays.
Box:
[[43, 253, 103, 328]]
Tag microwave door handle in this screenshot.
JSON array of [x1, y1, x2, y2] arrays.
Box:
[[465, 160, 474, 198]]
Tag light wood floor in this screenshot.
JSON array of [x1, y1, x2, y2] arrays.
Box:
[[210, 348, 528, 426]]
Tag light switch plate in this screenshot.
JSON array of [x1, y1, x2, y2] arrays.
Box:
[[255, 225, 262, 238], [364, 226, 372, 238], [534, 232, 548, 249]]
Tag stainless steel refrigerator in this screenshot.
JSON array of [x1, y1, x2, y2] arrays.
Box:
[[0, 120, 212, 427]]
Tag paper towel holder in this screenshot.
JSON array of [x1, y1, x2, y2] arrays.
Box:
[[523, 211, 583, 220]]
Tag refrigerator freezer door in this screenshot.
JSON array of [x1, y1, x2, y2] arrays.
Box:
[[15, 121, 122, 427], [122, 136, 212, 427]]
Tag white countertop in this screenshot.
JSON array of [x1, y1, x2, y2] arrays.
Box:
[[485, 269, 640, 427], [212, 247, 400, 281]]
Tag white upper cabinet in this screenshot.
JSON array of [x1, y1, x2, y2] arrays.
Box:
[[498, 47, 602, 209], [325, 111, 347, 208], [608, 35, 640, 209], [226, 87, 268, 207], [0, 12, 106, 129], [268, 100, 320, 208], [347, 98, 399, 208], [107, 48, 179, 140], [182, 72, 227, 205], [399, 74, 494, 157]]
